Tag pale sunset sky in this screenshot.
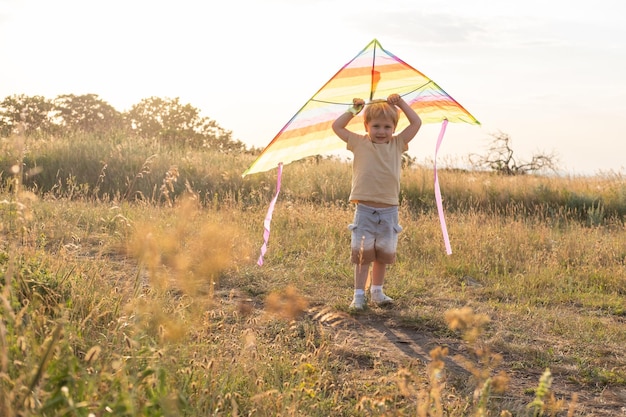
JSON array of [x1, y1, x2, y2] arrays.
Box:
[[1, 0, 625, 175]]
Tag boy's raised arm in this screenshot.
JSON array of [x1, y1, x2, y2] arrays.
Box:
[[388, 94, 422, 145], [332, 98, 365, 142]]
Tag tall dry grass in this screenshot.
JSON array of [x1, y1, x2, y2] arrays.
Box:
[[1, 131, 625, 415]]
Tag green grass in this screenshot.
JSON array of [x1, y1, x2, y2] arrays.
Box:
[[1, 132, 625, 416]]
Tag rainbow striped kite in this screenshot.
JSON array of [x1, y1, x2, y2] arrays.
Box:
[[243, 38, 480, 177], [246, 39, 480, 262]]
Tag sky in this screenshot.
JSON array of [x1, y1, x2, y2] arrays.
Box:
[[1, 0, 625, 176]]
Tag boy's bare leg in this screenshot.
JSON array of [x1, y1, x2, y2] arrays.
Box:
[[354, 263, 370, 290], [370, 260, 393, 304], [371, 260, 386, 286]]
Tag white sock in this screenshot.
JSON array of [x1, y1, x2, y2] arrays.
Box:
[[354, 289, 365, 296], [371, 285, 383, 292]]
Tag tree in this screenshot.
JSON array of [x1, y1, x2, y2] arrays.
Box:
[[469, 132, 558, 175], [0, 94, 54, 137], [125, 97, 243, 150], [201, 118, 246, 152], [52, 94, 123, 134]]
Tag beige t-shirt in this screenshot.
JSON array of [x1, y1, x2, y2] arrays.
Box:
[[347, 132, 408, 206]]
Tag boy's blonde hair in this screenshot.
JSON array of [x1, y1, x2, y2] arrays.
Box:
[[364, 101, 399, 127]]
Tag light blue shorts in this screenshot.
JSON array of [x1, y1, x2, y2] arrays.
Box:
[[348, 204, 402, 264]]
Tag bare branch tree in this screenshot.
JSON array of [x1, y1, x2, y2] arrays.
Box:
[[469, 132, 559, 175]]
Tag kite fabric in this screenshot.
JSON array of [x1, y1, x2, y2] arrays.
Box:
[[243, 38, 479, 177], [246, 39, 480, 261]]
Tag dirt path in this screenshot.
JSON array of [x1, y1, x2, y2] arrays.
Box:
[[308, 305, 626, 416]]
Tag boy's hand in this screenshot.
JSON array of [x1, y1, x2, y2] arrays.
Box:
[[387, 94, 401, 106], [349, 98, 365, 115], [353, 98, 365, 107]]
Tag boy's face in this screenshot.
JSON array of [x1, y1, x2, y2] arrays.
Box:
[[365, 116, 395, 142]]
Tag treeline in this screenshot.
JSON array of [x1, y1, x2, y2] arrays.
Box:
[[0, 94, 250, 152], [3, 94, 625, 227]]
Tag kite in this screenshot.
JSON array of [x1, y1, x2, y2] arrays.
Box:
[[245, 39, 480, 264]]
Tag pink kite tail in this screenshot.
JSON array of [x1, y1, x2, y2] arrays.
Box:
[[258, 163, 283, 266], [434, 120, 452, 255]]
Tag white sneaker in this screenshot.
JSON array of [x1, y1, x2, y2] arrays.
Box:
[[349, 294, 366, 310], [371, 289, 393, 305]]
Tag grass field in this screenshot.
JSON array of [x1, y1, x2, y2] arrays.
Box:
[[1, 133, 625, 416]]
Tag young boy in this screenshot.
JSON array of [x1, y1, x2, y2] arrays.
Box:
[[332, 94, 422, 310]]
